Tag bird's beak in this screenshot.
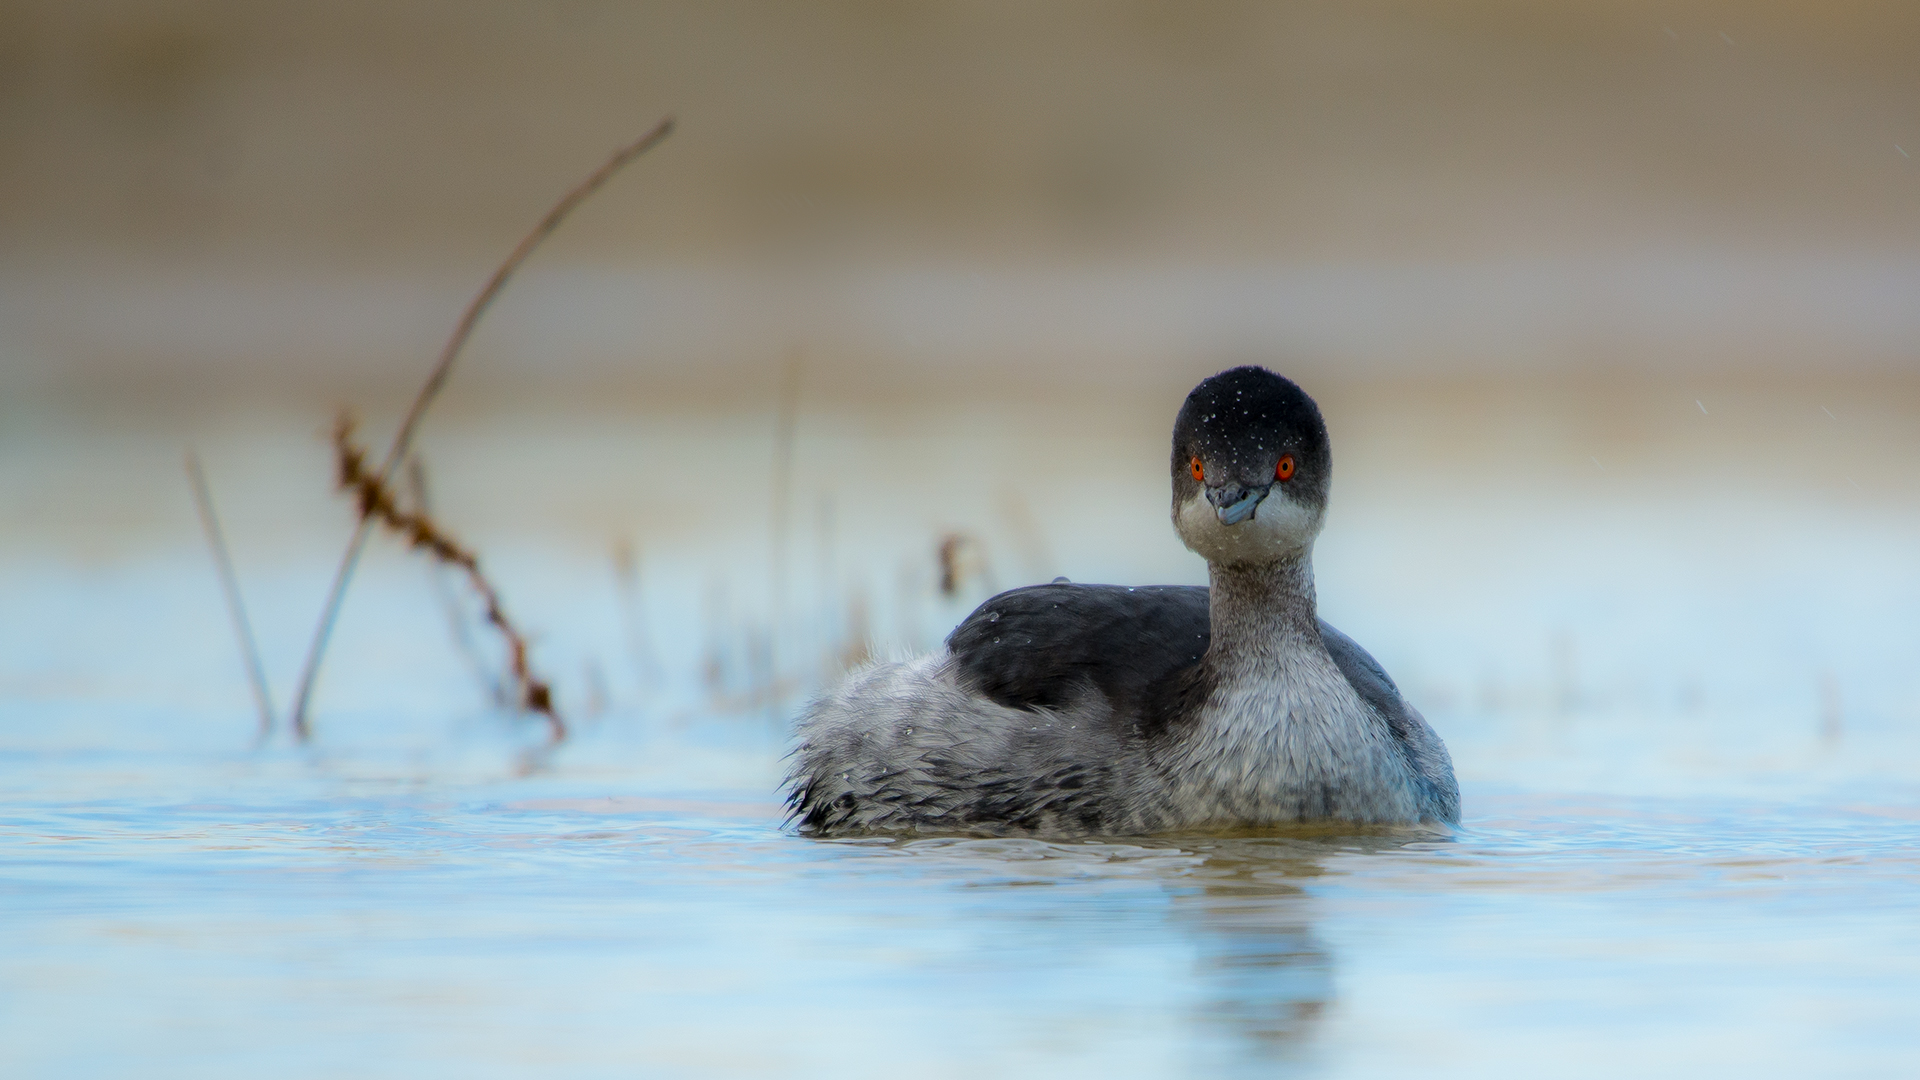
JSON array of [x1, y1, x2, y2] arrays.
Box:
[[1207, 482, 1270, 526]]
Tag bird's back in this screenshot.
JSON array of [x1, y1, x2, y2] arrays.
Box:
[[945, 583, 1212, 738]]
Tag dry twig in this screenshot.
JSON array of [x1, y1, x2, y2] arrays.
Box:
[[408, 457, 510, 706], [768, 349, 801, 707], [938, 532, 992, 598], [333, 417, 563, 742], [287, 117, 675, 740]]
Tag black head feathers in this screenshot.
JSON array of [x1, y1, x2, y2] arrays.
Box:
[[1170, 366, 1331, 506]]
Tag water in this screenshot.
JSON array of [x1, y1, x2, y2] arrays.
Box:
[[6, 735, 1916, 1078], [5, 384, 1919, 1076]]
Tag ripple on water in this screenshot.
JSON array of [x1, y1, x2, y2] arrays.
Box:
[[2, 736, 1918, 1078]]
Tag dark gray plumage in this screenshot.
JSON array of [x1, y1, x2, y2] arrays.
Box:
[[948, 582, 1450, 806]]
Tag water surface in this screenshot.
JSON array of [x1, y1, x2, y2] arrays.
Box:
[[5, 701, 1917, 1078]]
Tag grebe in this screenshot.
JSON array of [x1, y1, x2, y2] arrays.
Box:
[[784, 366, 1458, 835]]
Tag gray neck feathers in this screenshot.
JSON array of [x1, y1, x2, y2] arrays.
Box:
[[1206, 553, 1321, 666]]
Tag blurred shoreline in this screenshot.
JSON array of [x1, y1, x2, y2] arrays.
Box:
[[8, 254, 1920, 411]]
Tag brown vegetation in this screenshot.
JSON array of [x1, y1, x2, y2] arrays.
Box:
[[332, 415, 563, 741], [286, 118, 675, 742]]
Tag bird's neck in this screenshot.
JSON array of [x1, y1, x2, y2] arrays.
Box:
[[1206, 552, 1321, 666]]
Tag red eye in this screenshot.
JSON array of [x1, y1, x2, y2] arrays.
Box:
[[1275, 455, 1296, 482], [1189, 456, 1205, 483]]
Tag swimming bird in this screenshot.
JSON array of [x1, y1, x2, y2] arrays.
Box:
[[784, 366, 1458, 836]]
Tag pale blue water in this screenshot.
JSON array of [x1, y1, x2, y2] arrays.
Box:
[[5, 394, 1919, 1076], [4, 707, 1918, 1079]]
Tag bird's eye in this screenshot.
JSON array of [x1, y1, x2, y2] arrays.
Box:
[[1189, 456, 1205, 483], [1275, 455, 1296, 482]]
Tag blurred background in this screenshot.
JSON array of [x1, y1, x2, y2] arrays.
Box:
[[6, 6, 1920, 1075], [2, 0, 1917, 792]]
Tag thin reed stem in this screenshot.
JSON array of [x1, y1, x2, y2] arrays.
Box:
[[769, 348, 801, 710], [287, 117, 675, 740], [185, 450, 276, 741]]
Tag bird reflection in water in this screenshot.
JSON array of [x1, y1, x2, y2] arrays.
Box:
[[1158, 829, 1437, 1059], [885, 826, 1441, 1063]]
